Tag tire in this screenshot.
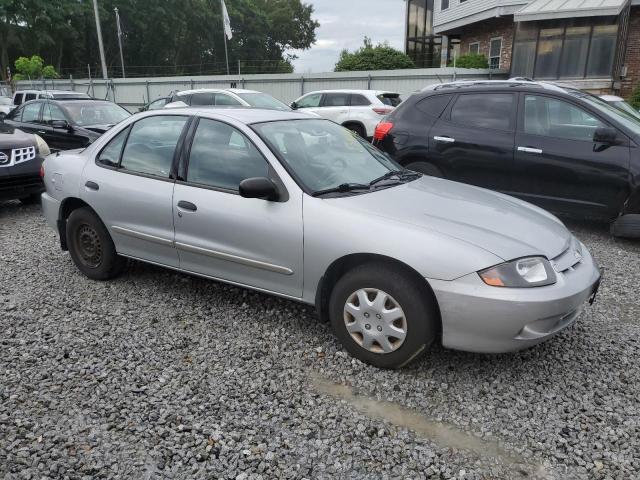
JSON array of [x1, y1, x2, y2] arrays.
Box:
[[66, 207, 126, 280], [329, 263, 438, 369], [19, 193, 41, 205], [345, 123, 366, 139], [610, 214, 640, 238], [405, 161, 443, 178]]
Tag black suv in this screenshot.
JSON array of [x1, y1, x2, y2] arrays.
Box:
[[374, 81, 640, 238], [0, 123, 45, 204]]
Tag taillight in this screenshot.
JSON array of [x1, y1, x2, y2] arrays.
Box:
[[373, 121, 393, 141], [39, 164, 45, 179], [373, 107, 393, 115]]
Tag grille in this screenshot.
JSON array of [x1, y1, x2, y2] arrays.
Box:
[[551, 237, 583, 273], [0, 173, 42, 191], [0, 146, 37, 168]]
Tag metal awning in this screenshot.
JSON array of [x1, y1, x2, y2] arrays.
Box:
[[514, 0, 629, 22]]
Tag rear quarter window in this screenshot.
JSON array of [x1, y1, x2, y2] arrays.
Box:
[[415, 94, 452, 118]]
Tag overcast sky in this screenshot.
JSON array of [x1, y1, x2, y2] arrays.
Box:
[[290, 0, 406, 73]]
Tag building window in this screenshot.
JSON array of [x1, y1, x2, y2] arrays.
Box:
[[469, 42, 480, 55], [511, 18, 619, 80], [441, 0, 449, 10], [489, 38, 502, 69], [406, 0, 442, 68]]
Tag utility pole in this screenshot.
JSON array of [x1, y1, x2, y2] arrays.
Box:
[[114, 7, 126, 78], [92, 0, 108, 80]]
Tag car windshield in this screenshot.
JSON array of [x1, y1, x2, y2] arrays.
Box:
[[253, 119, 403, 194], [236, 93, 290, 111], [64, 103, 131, 126], [567, 90, 640, 132], [611, 100, 640, 121]]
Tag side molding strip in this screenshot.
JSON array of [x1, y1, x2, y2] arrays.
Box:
[[175, 241, 294, 276], [111, 226, 174, 247]]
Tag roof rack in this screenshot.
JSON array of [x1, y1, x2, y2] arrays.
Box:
[[422, 79, 567, 94]]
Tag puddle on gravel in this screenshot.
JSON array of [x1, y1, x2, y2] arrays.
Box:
[[310, 373, 550, 478]]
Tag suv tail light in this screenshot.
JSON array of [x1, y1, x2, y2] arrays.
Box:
[[373, 107, 393, 115], [373, 121, 394, 141], [39, 164, 45, 179]]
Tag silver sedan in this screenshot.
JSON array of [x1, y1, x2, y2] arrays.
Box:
[[40, 108, 601, 368]]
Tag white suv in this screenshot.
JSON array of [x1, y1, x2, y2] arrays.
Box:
[[164, 88, 291, 111], [291, 90, 402, 139]]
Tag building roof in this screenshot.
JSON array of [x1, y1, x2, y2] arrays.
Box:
[[514, 0, 628, 22]]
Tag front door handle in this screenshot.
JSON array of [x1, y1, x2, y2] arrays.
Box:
[[37, 130, 46, 135], [517, 146, 543, 154], [177, 200, 197, 212], [434, 136, 455, 143], [85, 181, 99, 191]]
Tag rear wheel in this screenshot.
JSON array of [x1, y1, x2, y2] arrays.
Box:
[[66, 207, 125, 280], [405, 161, 443, 178], [344, 123, 366, 139], [329, 263, 438, 369], [611, 214, 640, 238]]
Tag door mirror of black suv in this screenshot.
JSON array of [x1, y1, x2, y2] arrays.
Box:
[[290, 101, 298, 110], [239, 177, 279, 201], [593, 126, 617, 144], [51, 119, 72, 131]]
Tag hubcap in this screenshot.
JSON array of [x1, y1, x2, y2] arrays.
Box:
[[343, 288, 407, 354], [77, 224, 103, 268]]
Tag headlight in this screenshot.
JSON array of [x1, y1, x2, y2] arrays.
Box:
[[34, 134, 51, 157], [479, 256, 557, 288]]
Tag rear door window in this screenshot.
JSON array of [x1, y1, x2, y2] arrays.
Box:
[[21, 101, 42, 123], [119, 115, 188, 177], [13, 93, 24, 106], [189, 93, 216, 106], [450, 93, 515, 131], [323, 93, 351, 107], [24, 93, 37, 102]]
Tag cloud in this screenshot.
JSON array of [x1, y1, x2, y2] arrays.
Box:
[[290, 0, 406, 73]]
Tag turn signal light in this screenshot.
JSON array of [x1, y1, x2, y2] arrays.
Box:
[[373, 121, 393, 141]]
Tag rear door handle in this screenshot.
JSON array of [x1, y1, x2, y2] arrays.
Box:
[[85, 181, 99, 191], [37, 130, 46, 135], [434, 136, 455, 143], [177, 200, 197, 212], [517, 146, 543, 154]]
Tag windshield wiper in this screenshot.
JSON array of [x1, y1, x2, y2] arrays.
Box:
[[369, 169, 420, 187], [312, 182, 370, 197]]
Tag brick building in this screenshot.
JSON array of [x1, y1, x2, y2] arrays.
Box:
[[405, 0, 640, 97]]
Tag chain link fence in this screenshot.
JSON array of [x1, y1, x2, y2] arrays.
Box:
[[15, 67, 507, 112]]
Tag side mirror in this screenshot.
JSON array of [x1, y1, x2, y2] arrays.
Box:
[[0, 112, 5, 121], [290, 101, 298, 110], [52, 119, 72, 131], [239, 177, 279, 201], [593, 126, 617, 144]]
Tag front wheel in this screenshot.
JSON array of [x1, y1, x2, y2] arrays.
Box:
[[329, 263, 438, 369], [66, 207, 126, 280]]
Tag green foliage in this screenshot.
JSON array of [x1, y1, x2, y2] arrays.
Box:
[[629, 85, 640, 110], [0, 0, 319, 79], [12, 54, 58, 80], [449, 54, 489, 69], [335, 37, 415, 72]]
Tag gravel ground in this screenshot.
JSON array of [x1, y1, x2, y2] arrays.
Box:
[[1, 201, 639, 480]]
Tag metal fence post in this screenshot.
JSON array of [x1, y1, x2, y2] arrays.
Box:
[[190, 79, 194, 90], [70, 75, 75, 91], [145, 80, 150, 103], [300, 75, 304, 96], [367, 74, 372, 90]]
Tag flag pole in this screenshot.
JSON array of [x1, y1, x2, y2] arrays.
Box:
[[221, 0, 230, 75]]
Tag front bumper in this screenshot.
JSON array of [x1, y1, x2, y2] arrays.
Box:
[[41, 192, 61, 231], [0, 174, 43, 201], [429, 246, 601, 353]]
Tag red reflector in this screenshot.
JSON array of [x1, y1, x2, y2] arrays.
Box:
[[373, 121, 393, 141], [373, 107, 393, 115], [39, 164, 45, 179]]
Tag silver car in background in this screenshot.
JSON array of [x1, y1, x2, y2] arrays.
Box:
[[40, 108, 601, 368]]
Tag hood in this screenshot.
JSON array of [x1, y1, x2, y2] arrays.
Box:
[[0, 124, 36, 148], [335, 176, 571, 262]]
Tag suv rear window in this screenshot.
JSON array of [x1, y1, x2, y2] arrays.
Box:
[[450, 93, 515, 131], [378, 93, 402, 107]]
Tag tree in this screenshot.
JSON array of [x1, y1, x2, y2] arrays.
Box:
[[335, 37, 414, 72], [13, 55, 59, 80], [449, 54, 489, 69], [0, 0, 320, 79], [629, 85, 640, 110]]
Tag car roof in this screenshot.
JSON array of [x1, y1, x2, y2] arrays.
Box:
[[176, 88, 261, 96], [51, 99, 121, 107], [421, 79, 568, 94], [15, 89, 89, 95], [164, 107, 317, 124], [300, 89, 398, 96]]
